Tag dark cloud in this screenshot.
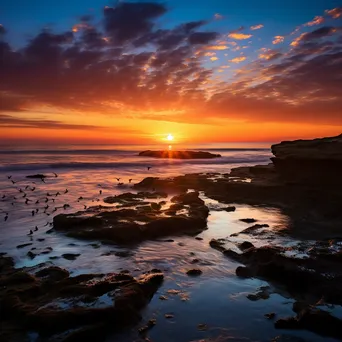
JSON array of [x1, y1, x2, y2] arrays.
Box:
[[188, 32, 218, 45], [0, 24, 6, 35]]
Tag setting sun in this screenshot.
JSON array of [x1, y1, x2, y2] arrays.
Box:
[[167, 134, 174, 141]]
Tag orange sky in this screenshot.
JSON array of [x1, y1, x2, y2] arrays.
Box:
[[1, 3, 342, 145]]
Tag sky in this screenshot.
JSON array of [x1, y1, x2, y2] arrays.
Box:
[[0, 0, 342, 145]]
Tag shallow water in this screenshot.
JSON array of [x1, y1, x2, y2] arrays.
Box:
[[0, 148, 340, 341]]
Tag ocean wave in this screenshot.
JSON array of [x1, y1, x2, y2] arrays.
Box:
[[0, 155, 271, 173]]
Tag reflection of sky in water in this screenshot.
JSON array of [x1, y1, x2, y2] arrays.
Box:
[[0, 164, 340, 342]]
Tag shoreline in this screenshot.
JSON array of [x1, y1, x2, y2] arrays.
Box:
[[1, 135, 342, 341]]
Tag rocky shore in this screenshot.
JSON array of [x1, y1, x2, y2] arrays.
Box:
[[2, 134, 342, 341]]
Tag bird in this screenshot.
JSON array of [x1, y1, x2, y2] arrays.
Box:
[[34, 226, 38, 231], [28, 230, 33, 235], [19, 188, 23, 193], [11, 180, 16, 184], [36, 208, 39, 213], [31, 210, 35, 216], [52, 198, 55, 202], [35, 200, 39, 204], [116, 178, 121, 182], [25, 185, 29, 190], [1, 195, 5, 199], [118, 182, 124, 186], [129, 178, 133, 183], [147, 166, 152, 171], [47, 192, 52, 196], [77, 196, 83, 201], [99, 190, 102, 195], [56, 192, 61, 196], [44, 205, 49, 210], [64, 189, 68, 194], [53, 172, 58, 177], [45, 198, 49, 203], [7, 175, 12, 179], [4, 214, 8, 221], [84, 205, 87, 209], [25, 198, 30, 204], [43, 222, 49, 227], [11, 202, 14, 206], [13, 196, 17, 200], [52, 207, 57, 212], [63, 204, 70, 209], [31, 187, 35, 191], [23, 193, 27, 198]]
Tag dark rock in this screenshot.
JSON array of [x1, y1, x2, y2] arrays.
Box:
[[195, 237, 203, 240], [62, 253, 80, 261], [224, 206, 236, 212], [238, 241, 255, 251], [265, 313, 276, 320], [138, 150, 221, 159], [35, 266, 69, 281], [240, 218, 257, 224], [114, 251, 133, 258], [186, 269, 202, 276], [138, 318, 157, 334], [16, 243, 33, 249], [236, 266, 253, 278], [171, 191, 204, 205]]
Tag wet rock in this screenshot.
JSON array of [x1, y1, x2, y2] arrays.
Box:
[[247, 287, 271, 301], [238, 224, 270, 235], [238, 241, 255, 251], [190, 258, 200, 264], [224, 206, 236, 212], [164, 313, 174, 319], [139, 150, 221, 159], [186, 269, 202, 276], [16, 243, 33, 249], [35, 266, 69, 281], [209, 239, 226, 253], [240, 218, 257, 224], [275, 303, 342, 340], [236, 266, 253, 278], [114, 251, 133, 258], [62, 253, 80, 260], [159, 295, 168, 300], [171, 191, 204, 205]]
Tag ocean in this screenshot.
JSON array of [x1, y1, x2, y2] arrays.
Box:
[[0, 144, 337, 342]]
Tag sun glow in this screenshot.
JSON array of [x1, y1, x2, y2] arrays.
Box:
[[167, 134, 174, 141]]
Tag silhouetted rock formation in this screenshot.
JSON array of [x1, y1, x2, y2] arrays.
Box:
[[138, 150, 221, 159], [271, 134, 342, 184]]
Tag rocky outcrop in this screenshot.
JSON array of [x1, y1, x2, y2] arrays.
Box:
[[53, 191, 208, 244], [271, 134, 342, 184], [0, 256, 163, 341], [138, 150, 221, 159]]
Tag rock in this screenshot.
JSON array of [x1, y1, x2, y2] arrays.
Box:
[[265, 313, 276, 320], [62, 253, 80, 260], [237, 224, 270, 236], [159, 295, 168, 300], [138, 319, 157, 334], [186, 269, 202, 276], [209, 239, 226, 253], [238, 241, 255, 251], [16, 243, 33, 249], [164, 313, 174, 319], [37, 238, 45, 242], [271, 134, 342, 185], [35, 266, 69, 281], [224, 206, 236, 212], [26, 174, 48, 179], [138, 150, 221, 159], [240, 218, 257, 224], [195, 237, 203, 240], [114, 251, 133, 258], [171, 191, 204, 205], [236, 266, 253, 278], [197, 323, 208, 331]]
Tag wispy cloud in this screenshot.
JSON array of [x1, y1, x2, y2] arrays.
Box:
[[325, 7, 342, 19], [272, 35, 284, 44], [250, 24, 264, 30], [229, 56, 246, 63], [228, 33, 252, 40], [304, 16, 325, 27]]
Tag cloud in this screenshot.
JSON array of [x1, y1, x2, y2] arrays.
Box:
[[0, 24, 6, 35], [214, 13, 223, 20], [304, 16, 325, 27], [229, 56, 246, 63], [228, 33, 252, 40], [250, 24, 264, 30], [325, 7, 342, 19], [258, 49, 282, 60], [210, 56, 218, 61], [272, 35, 284, 44], [290, 26, 339, 46], [205, 45, 229, 50]]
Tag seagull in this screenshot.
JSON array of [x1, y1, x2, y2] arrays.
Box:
[[25, 185, 29, 190], [63, 204, 70, 209], [35, 200, 39, 204], [7, 175, 12, 179], [25, 198, 30, 204], [47, 192, 52, 196], [23, 193, 27, 198], [147, 166, 151, 171], [84, 205, 87, 209], [28, 230, 33, 235], [34, 226, 38, 231], [4, 214, 8, 221], [99, 190, 102, 195], [53, 172, 58, 178], [31, 187, 35, 191], [64, 189, 68, 194], [36, 208, 39, 213], [43, 222, 49, 227], [32, 210, 35, 216], [77, 196, 83, 201], [129, 179, 133, 183], [116, 178, 121, 182], [19, 188, 23, 193], [52, 207, 57, 212], [52, 198, 55, 202], [45, 198, 49, 203], [1, 195, 5, 199], [56, 192, 61, 196], [44, 205, 49, 210], [11, 180, 16, 184]]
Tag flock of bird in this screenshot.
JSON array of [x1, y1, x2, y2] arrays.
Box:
[[1, 166, 153, 236]]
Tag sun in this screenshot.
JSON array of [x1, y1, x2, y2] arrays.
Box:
[[166, 134, 174, 141]]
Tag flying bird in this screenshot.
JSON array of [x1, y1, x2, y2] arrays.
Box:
[[11, 180, 16, 184], [34, 226, 38, 231], [64, 189, 68, 194], [147, 166, 152, 171], [25, 185, 29, 190], [116, 178, 121, 182], [129, 179, 133, 183], [53, 172, 58, 177], [4, 214, 8, 221], [28, 230, 33, 235], [99, 190, 102, 195], [32, 210, 35, 216], [7, 175, 12, 179]]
